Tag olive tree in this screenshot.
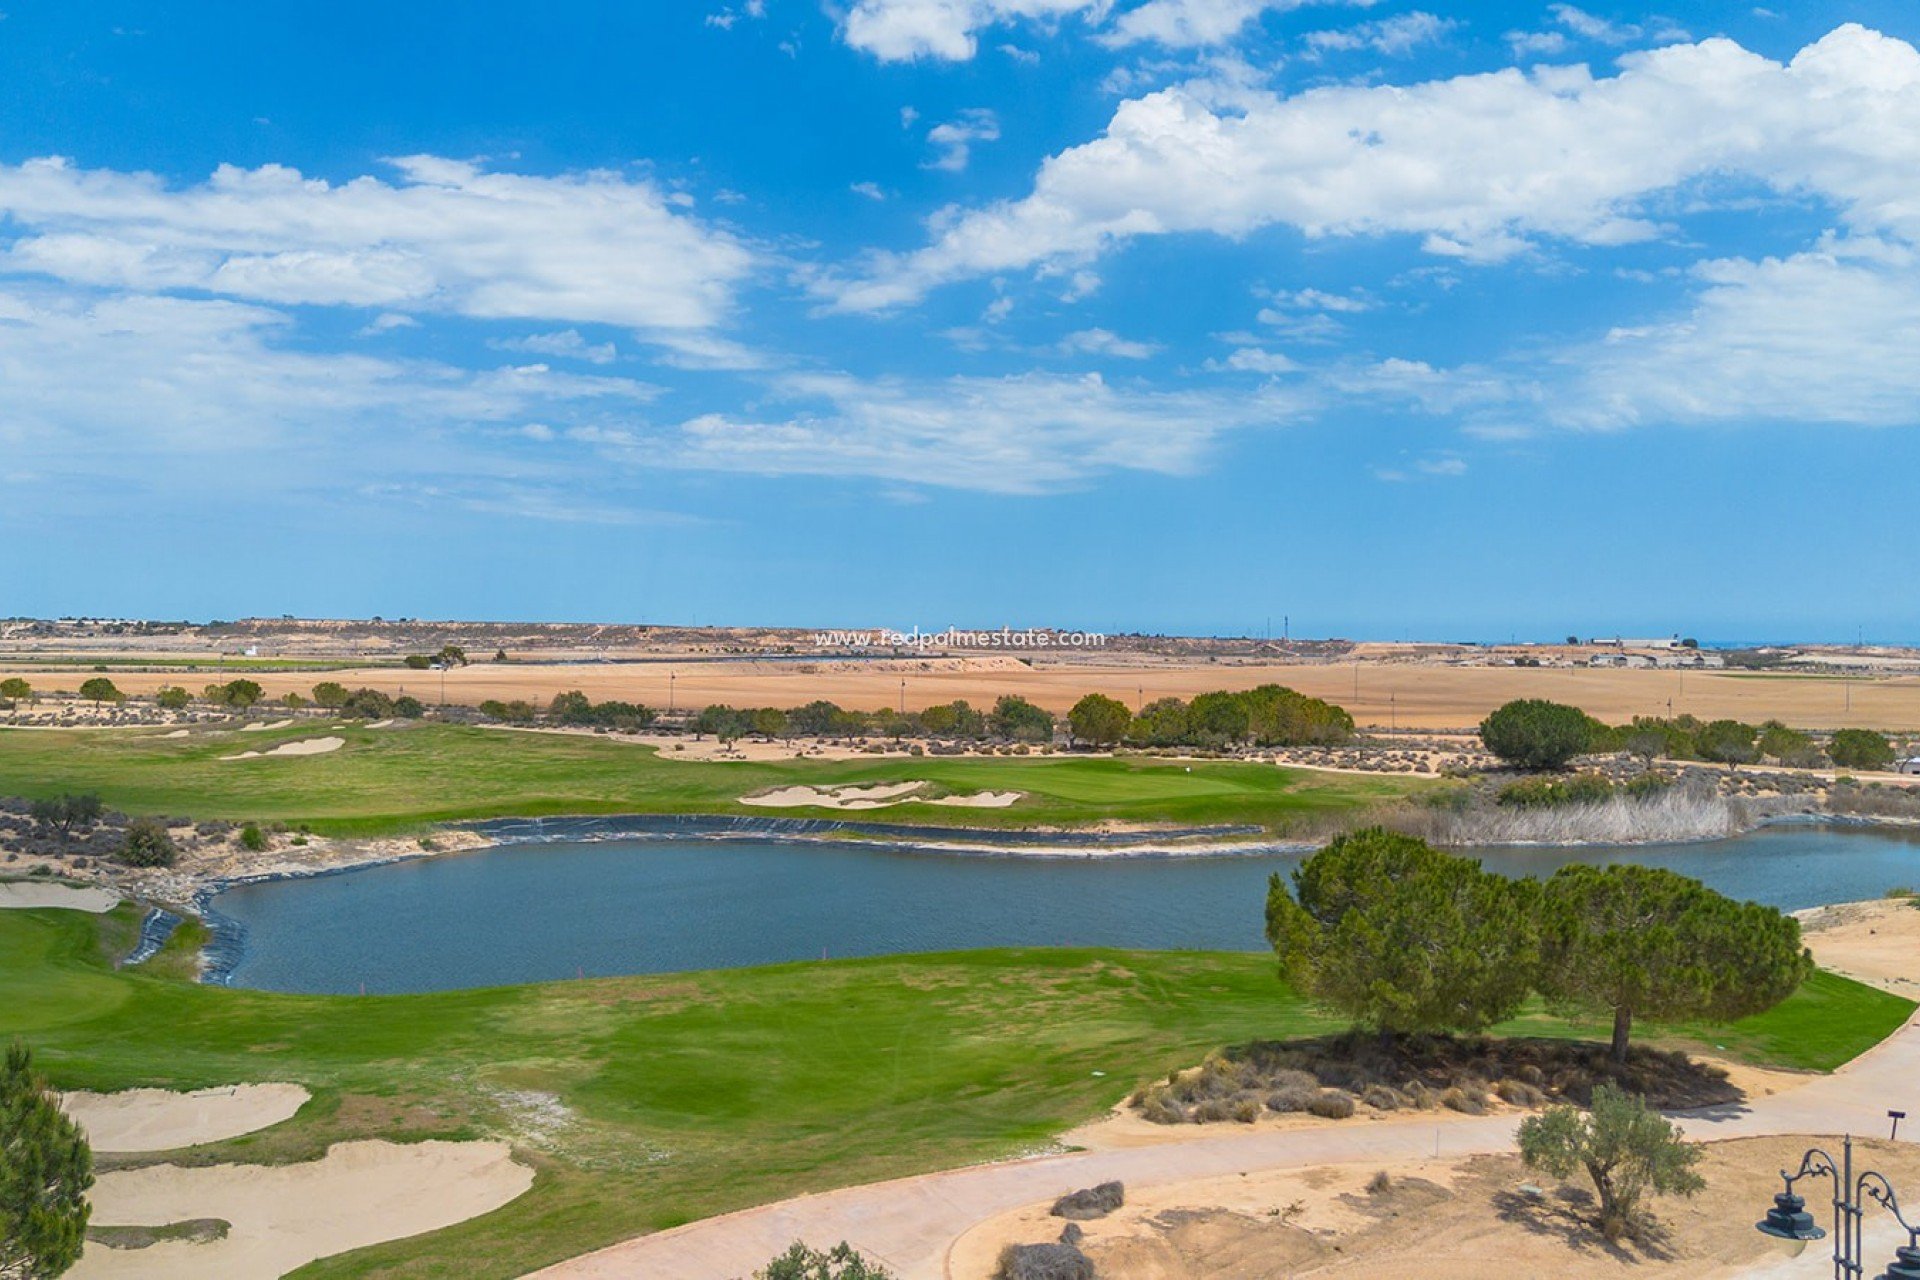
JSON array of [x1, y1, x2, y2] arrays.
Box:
[[1479, 699, 1593, 770], [0, 1041, 94, 1280], [1265, 829, 1536, 1039], [1519, 1084, 1704, 1241], [1536, 864, 1811, 1063], [1694, 719, 1759, 771]]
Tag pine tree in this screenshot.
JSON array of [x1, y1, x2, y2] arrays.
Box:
[[0, 1042, 94, 1280]]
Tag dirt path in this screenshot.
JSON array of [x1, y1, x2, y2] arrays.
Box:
[[530, 914, 1920, 1280]]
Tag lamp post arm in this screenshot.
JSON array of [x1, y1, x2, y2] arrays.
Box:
[[1860, 1172, 1920, 1244]]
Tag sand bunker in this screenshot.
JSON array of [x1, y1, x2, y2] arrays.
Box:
[[0, 881, 119, 913], [365, 718, 396, 728], [72, 1139, 533, 1280], [160, 729, 189, 739], [62, 1084, 311, 1153], [929, 790, 1022, 808], [221, 736, 344, 761], [237, 719, 295, 733], [741, 781, 1023, 810]]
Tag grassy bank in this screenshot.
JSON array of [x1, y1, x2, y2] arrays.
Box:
[[0, 721, 1425, 836], [0, 905, 1908, 1279]]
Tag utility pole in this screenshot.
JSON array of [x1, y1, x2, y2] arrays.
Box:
[[668, 671, 676, 713], [898, 678, 905, 715]]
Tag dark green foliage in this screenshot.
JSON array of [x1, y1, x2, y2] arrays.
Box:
[[1757, 720, 1815, 764], [1518, 1083, 1704, 1240], [1497, 772, 1614, 808], [786, 700, 843, 737], [0, 678, 30, 703], [1066, 694, 1130, 748], [1129, 697, 1192, 746], [404, 654, 434, 670], [1265, 829, 1536, 1036], [153, 686, 191, 711], [393, 696, 426, 719], [118, 817, 178, 868], [1187, 690, 1251, 745], [1829, 728, 1896, 771], [28, 795, 102, 838], [76, 677, 121, 706], [1124, 686, 1353, 750], [310, 681, 349, 709], [477, 699, 537, 723], [339, 688, 396, 719], [693, 705, 751, 744], [1694, 719, 1759, 768], [1622, 771, 1673, 799], [918, 700, 985, 738], [751, 707, 790, 740], [0, 1041, 93, 1280], [238, 823, 268, 852], [753, 1241, 895, 1280], [203, 679, 264, 709], [1479, 699, 1594, 770], [1537, 864, 1813, 1063], [989, 695, 1054, 743]]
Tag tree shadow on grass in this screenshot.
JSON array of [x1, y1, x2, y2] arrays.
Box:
[[1490, 1184, 1678, 1264]]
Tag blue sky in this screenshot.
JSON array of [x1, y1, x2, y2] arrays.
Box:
[[5, 1, 1920, 639]]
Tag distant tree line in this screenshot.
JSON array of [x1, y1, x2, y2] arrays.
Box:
[[1480, 698, 1902, 773], [463, 684, 1356, 752]]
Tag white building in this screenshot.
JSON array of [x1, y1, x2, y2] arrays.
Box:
[[1898, 757, 1920, 776]]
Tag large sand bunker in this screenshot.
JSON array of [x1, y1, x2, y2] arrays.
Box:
[[0, 881, 118, 913], [221, 736, 344, 761], [62, 1084, 311, 1153], [73, 1138, 533, 1280], [740, 781, 1022, 810]]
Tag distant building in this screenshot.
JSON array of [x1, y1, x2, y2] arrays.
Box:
[[1899, 757, 1920, 776]]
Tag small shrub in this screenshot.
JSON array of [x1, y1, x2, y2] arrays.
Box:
[[119, 817, 178, 868], [1361, 1084, 1406, 1111], [1049, 1180, 1123, 1221], [994, 1241, 1094, 1280], [1496, 1079, 1548, 1107], [1265, 1085, 1320, 1114], [1306, 1091, 1356, 1120], [1366, 1170, 1393, 1195], [756, 1241, 895, 1280], [238, 823, 267, 852], [1441, 1086, 1491, 1115], [1499, 772, 1615, 808]]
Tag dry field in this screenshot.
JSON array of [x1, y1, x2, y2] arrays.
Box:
[[15, 656, 1920, 731]]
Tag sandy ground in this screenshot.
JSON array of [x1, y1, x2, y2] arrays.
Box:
[[0, 880, 118, 912], [20, 658, 1920, 730], [740, 781, 1025, 810], [949, 1137, 1920, 1280], [237, 719, 295, 733], [1796, 896, 1920, 996], [219, 735, 344, 761], [72, 1139, 534, 1280], [61, 1084, 311, 1153]]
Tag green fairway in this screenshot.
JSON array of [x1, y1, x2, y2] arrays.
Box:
[[0, 905, 1908, 1280], [0, 721, 1425, 836]]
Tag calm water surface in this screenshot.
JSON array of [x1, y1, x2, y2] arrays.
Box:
[[214, 823, 1920, 994]]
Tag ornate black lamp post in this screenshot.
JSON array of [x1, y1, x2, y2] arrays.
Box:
[[1757, 1135, 1920, 1279]]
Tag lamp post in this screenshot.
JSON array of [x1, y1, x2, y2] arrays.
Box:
[[1756, 1135, 1920, 1278]]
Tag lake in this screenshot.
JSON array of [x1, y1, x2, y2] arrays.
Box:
[[210, 821, 1920, 994]]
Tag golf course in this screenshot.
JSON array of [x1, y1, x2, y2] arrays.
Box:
[[0, 893, 1910, 1279], [0, 721, 1427, 836]]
